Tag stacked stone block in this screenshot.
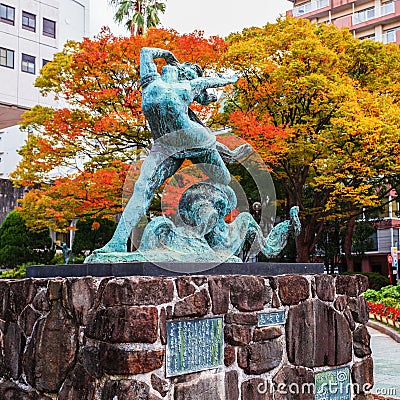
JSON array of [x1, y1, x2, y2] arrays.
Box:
[[0, 274, 372, 399]]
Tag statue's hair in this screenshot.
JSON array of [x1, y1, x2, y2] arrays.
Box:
[[178, 62, 203, 80]]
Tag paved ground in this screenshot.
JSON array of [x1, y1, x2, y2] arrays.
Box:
[[368, 327, 400, 399]]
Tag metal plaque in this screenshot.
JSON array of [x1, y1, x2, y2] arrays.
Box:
[[257, 311, 286, 327], [315, 366, 351, 400], [166, 317, 223, 377]]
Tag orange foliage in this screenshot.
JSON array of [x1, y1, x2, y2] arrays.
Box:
[[16, 28, 229, 230], [228, 111, 289, 166]]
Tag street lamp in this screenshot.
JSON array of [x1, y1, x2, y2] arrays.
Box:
[[252, 202, 262, 262], [253, 201, 262, 222]]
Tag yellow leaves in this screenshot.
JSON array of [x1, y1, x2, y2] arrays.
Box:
[[220, 16, 400, 231], [19, 106, 54, 132], [323, 183, 379, 214], [35, 42, 78, 95]]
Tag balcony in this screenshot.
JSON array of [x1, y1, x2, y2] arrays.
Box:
[[331, 0, 371, 8], [333, 14, 352, 28], [292, 0, 329, 17], [352, 0, 396, 25]]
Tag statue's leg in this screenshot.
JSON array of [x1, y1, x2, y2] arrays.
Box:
[[190, 149, 231, 186], [94, 152, 183, 253]]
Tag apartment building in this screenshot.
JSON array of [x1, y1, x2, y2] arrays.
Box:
[[289, 0, 400, 278], [354, 191, 400, 279], [287, 0, 400, 44], [0, 0, 90, 178], [0, 0, 89, 225]]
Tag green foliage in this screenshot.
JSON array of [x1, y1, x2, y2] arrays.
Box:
[[364, 289, 380, 303], [50, 252, 86, 265], [0, 264, 27, 279], [0, 211, 55, 268], [72, 217, 116, 255], [108, 0, 166, 35], [74, 255, 86, 264], [364, 283, 400, 308], [49, 253, 66, 265]]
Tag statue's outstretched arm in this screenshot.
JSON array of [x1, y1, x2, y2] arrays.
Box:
[[190, 75, 238, 98], [216, 141, 253, 164], [140, 47, 179, 78]]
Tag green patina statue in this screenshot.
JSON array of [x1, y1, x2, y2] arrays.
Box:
[[85, 48, 300, 264]]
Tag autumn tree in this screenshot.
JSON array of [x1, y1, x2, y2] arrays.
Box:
[[13, 28, 228, 233], [108, 0, 166, 35], [222, 18, 400, 268]]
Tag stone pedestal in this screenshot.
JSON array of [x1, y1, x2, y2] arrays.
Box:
[[0, 273, 372, 399]]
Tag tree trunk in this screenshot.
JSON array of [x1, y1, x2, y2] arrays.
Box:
[[343, 214, 356, 272], [295, 231, 310, 263], [135, 0, 144, 36]]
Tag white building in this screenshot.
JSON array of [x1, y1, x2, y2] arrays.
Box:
[[0, 0, 90, 178]]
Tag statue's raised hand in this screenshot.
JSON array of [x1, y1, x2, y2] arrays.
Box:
[[164, 51, 180, 66], [227, 74, 239, 84], [289, 206, 301, 237]]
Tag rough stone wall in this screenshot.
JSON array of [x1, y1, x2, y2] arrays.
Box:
[[0, 274, 372, 399]]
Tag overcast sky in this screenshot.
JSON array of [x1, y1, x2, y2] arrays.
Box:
[[90, 0, 292, 38]]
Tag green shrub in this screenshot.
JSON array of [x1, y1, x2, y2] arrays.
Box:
[[364, 283, 400, 308], [72, 217, 116, 256], [74, 255, 85, 264], [364, 289, 380, 303], [50, 253, 65, 265], [49, 252, 85, 265], [0, 264, 26, 279], [0, 210, 55, 268]]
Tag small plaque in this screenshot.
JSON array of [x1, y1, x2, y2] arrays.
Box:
[[258, 311, 286, 327], [166, 317, 223, 377], [315, 366, 351, 400]]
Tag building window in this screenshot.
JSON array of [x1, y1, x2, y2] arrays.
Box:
[[368, 230, 379, 251], [0, 3, 15, 25], [21, 53, 35, 74], [22, 11, 36, 32], [0, 47, 14, 69], [42, 59, 50, 67], [381, 0, 395, 16], [43, 18, 56, 38], [384, 28, 400, 43], [353, 7, 375, 25], [293, 0, 328, 17], [360, 34, 376, 41]]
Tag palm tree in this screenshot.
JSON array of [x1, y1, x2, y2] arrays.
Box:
[[108, 0, 166, 36]]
